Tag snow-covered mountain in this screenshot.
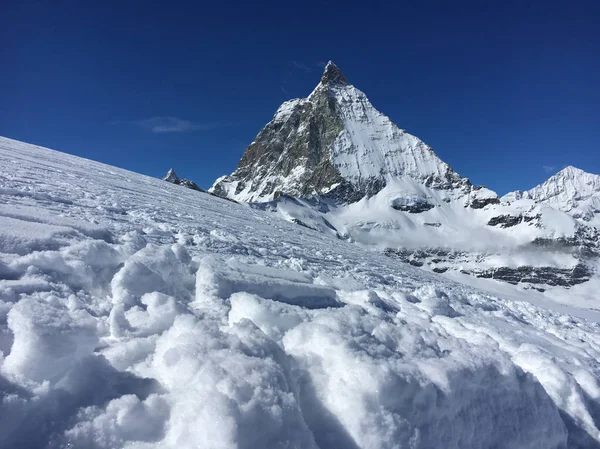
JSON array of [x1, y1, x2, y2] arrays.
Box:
[[211, 62, 599, 291], [163, 168, 180, 183], [3, 135, 600, 448], [211, 61, 471, 204], [505, 166, 600, 227]]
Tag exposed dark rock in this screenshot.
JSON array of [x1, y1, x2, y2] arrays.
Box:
[[384, 247, 465, 263], [472, 264, 591, 287], [385, 245, 595, 288], [391, 198, 435, 213], [487, 215, 521, 228], [179, 179, 203, 191], [470, 197, 500, 209], [424, 173, 472, 191], [384, 247, 468, 269], [532, 227, 600, 257], [320, 61, 348, 86], [487, 214, 540, 228], [216, 85, 351, 202], [424, 222, 442, 227], [291, 218, 317, 230]]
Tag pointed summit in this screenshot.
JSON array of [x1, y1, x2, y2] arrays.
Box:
[[320, 61, 348, 86], [163, 168, 179, 183], [555, 166, 586, 177], [211, 57, 465, 204], [509, 165, 600, 223]]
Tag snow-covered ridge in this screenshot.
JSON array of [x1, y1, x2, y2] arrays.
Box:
[[328, 82, 462, 189], [505, 166, 600, 227], [3, 136, 600, 448]]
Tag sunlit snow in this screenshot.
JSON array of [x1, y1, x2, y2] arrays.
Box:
[[1, 136, 600, 448]]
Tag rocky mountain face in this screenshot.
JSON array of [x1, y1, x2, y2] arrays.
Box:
[[210, 62, 599, 291], [211, 61, 472, 204]]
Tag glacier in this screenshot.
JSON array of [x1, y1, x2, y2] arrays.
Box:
[[2, 136, 600, 448]]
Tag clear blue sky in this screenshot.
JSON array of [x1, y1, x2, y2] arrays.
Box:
[[2, 0, 599, 194]]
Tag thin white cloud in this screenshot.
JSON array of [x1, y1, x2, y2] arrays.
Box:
[[542, 165, 556, 173], [290, 61, 312, 73], [289, 60, 328, 73], [114, 116, 228, 133]]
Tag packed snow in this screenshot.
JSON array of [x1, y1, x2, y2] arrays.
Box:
[[2, 136, 600, 448]]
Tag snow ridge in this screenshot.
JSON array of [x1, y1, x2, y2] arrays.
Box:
[[327, 82, 464, 190], [504, 166, 600, 226]]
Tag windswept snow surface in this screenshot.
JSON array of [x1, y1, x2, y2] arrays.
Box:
[[2, 137, 600, 449]]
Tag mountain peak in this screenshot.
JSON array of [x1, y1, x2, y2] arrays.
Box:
[[320, 61, 348, 86], [546, 166, 600, 187], [556, 165, 586, 177], [211, 58, 466, 204], [513, 165, 600, 222], [163, 168, 179, 183]]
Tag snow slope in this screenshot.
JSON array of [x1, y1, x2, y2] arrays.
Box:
[[323, 83, 460, 188], [2, 136, 600, 448]]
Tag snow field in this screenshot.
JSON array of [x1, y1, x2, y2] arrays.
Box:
[[1, 137, 600, 448]]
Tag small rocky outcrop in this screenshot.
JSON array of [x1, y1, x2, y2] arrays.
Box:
[[385, 245, 595, 288], [532, 226, 600, 257], [162, 168, 204, 192], [384, 247, 468, 268], [470, 264, 591, 287], [179, 179, 203, 191], [469, 186, 500, 209], [487, 214, 540, 228], [470, 197, 500, 209], [390, 198, 435, 213]]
